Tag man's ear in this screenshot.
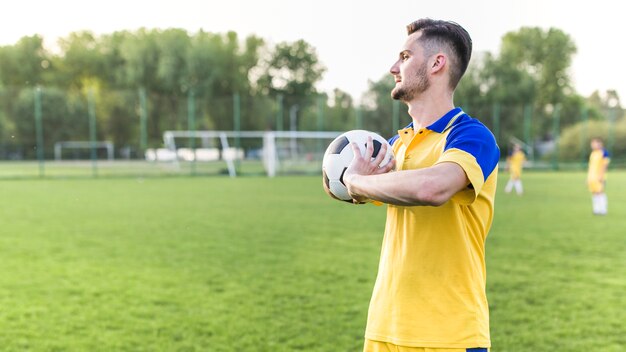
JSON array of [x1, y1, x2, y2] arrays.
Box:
[[431, 53, 447, 74]]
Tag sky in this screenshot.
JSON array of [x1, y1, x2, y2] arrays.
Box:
[[1, 0, 624, 103]]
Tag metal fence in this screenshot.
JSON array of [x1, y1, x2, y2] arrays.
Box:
[[0, 86, 623, 179]]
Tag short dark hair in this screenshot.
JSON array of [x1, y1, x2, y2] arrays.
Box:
[[406, 18, 472, 89]]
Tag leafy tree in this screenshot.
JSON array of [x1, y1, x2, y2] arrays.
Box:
[[498, 27, 577, 130], [157, 29, 191, 93], [98, 31, 132, 88], [587, 89, 624, 120], [361, 74, 408, 136], [499, 28, 576, 104], [0, 36, 51, 147], [0, 35, 49, 87], [325, 89, 355, 131], [119, 28, 161, 90], [257, 40, 326, 131], [13, 87, 88, 158], [53, 31, 106, 90]]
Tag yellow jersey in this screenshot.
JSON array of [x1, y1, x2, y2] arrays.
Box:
[[587, 149, 610, 193], [365, 108, 499, 348], [507, 150, 526, 179]]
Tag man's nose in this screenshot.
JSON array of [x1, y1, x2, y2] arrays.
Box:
[[390, 61, 400, 74]]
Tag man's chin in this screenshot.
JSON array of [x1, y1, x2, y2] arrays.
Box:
[[391, 88, 401, 100], [391, 89, 406, 101]]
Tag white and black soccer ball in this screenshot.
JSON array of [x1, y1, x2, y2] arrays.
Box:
[[322, 130, 394, 202]]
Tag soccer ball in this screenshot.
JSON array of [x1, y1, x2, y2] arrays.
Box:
[[322, 130, 394, 202]]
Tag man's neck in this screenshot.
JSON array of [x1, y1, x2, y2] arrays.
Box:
[[405, 90, 455, 129]]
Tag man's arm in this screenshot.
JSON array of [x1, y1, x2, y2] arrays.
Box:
[[343, 139, 470, 206]]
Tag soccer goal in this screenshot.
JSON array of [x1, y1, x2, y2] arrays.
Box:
[[54, 141, 115, 161], [162, 130, 343, 177]]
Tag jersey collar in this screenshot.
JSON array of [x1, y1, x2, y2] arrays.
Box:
[[427, 107, 465, 133], [400, 107, 465, 134]]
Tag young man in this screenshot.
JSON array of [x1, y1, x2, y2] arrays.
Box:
[[504, 143, 526, 195], [343, 19, 499, 352], [587, 137, 610, 215]]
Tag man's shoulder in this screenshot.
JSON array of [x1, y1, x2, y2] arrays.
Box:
[[450, 114, 495, 139], [445, 114, 498, 152], [444, 113, 500, 181]]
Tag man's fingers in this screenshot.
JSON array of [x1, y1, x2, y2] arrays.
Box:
[[349, 138, 394, 175], [372, 141, 387, 166], [380, 158, 396, 173], [350, 142, 362, 160], [364, 136, 374, 159], [373, 158, 395, 175]]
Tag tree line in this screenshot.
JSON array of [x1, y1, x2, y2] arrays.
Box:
[[0, 26, 623, 161]]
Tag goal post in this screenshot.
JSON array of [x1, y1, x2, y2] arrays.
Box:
[[54, 141, 114, 161], [162, 130, 343, 177]]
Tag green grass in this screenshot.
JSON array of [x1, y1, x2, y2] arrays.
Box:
[[0, 160, 270, 178], [0, 172, 623, 351]]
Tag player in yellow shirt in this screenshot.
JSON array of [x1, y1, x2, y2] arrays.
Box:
[[504, 143, 526, 195], [343, 19, 498, 352], [587, 137, 610, 215]]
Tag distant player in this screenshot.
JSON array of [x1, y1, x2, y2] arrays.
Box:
[[504, 143, 526, 195], [587, 137, 610, 215]]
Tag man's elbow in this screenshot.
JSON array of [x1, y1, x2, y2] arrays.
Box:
[[413, 180, 451, 207]]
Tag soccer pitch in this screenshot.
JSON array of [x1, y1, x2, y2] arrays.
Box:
[[0, 172, 623, 351]]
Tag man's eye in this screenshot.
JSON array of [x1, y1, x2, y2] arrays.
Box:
[[401, 54, 410, 61]]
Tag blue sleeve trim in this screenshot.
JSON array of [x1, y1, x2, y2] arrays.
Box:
[[603, 149, 610, 158], [444, 119, 500, 181], [466, 349, 488, 352]]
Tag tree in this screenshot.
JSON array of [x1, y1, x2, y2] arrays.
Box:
[[0, 36, 51, 147], [456, 27, 580, 146], [498, 27, 577, 131], [157, 29, 191, 94], [325, 89, 354, 131], [119, 28, 161, 90], [500, 27, 576, 105], [13, 87, 88, 158], [54, 31, 106, 90], [361, 74, 408, 136], [258, 40, 326, 131], [0, 35, 49, 87]]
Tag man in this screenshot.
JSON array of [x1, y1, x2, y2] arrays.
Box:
[[587, 137, 610, 215], [504, 143, 526, 195], [343, 19, 499, 352]]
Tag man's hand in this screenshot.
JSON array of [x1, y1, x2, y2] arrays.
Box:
[[343, 136, 395, 203]]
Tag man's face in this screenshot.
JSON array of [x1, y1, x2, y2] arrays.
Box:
[[390, 32, 430, 102], [591, 140, 602, 150]]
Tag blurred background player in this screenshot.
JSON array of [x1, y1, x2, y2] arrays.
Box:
[[587, 137, 610, 215], [504, 143, 526, 195]]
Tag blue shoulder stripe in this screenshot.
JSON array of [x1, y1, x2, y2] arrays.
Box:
[[444, 115, 499, 181]]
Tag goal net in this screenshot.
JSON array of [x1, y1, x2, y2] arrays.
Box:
[[54, 141, 115, 161], [161, 130, 343, 177]]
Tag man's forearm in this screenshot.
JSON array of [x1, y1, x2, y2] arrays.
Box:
[[346, 171, 428, 206], [345, 162, 470, 207]]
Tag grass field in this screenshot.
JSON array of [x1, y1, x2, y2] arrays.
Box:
[[0, 171, 624, 351], [0, 160, 270, 178]]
